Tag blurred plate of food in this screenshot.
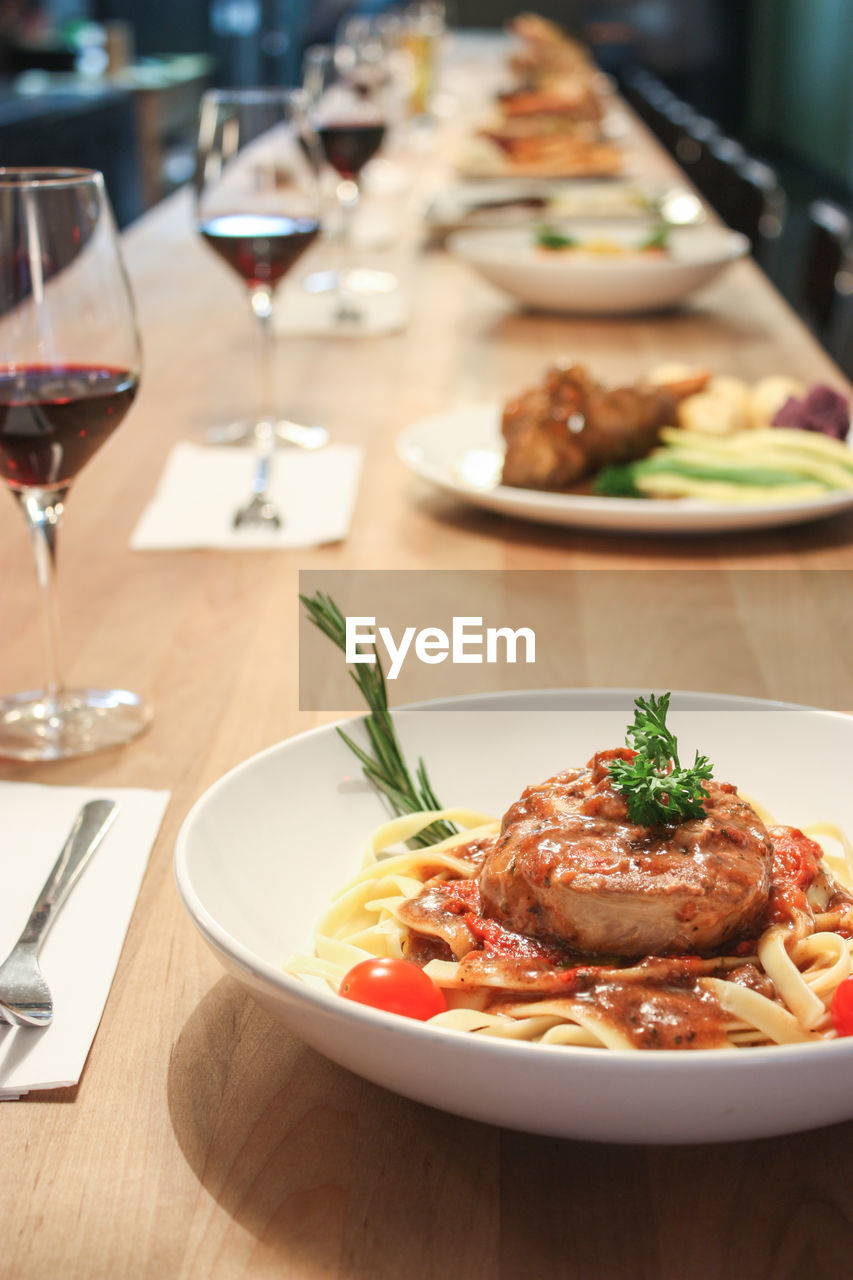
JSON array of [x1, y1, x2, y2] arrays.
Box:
[[453, 131, 626, 180], [396, 363, 853, 534], [423, 181, 704, 239], [505, 10, 604, 90], [454, 11, 627, 179], [448, 221, 748, 313]]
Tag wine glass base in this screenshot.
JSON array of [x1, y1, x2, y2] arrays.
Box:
[[205, 418, 329, 449], [0, 688, 152, 762], [333, 299, 367, 326], [303, 268, 398, 296]]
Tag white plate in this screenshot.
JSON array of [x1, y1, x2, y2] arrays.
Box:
[[174, 689, 853, 1144], [448, 222, 749, 313], [396, 403, 853, 535], [424, 181, 705, 236]]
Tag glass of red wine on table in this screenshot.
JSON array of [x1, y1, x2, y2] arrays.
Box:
[[302, 44, 393, 324], [0, 167, 149, 761], [194, 88, 327, 449]]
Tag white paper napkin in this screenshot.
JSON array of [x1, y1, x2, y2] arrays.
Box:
[[0, 782, 170, 1099], [130, 441, 364, 550], [273, 277, 411, 337]]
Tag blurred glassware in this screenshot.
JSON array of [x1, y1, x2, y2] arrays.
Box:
[[335, 13, 392, 93], [194, 87, 327, 448], [0, 167, 148, 760], [302, 43, 392, 324], [400, 1, 446, 118]]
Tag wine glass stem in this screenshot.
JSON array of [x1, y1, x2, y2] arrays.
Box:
[[15, 489, 66, 703], [250, 285, 276, 432], [336, 180, 362, 319]]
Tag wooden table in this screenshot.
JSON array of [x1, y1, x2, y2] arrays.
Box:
[[3, 36, 853, 1280]]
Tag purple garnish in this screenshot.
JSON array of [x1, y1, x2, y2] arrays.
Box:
[[771, 383, 850, 440]]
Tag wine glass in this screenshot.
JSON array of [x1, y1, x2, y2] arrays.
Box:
[[0, 167, 148, 761], [195, 88, 327, 447], [400, 2, 446, 118], [303, 44, 391, 323], [336, 13, 402, 98]]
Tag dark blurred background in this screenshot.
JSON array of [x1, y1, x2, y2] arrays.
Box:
[[0, 0, 847, 221], [1, 0, 851, 360]]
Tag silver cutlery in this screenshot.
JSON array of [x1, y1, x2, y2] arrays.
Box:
[[233, 439, 283, 531], [0, 799, 118, 1027]]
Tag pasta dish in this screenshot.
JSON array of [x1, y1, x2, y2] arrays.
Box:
[[288, 698, 853, 1050]]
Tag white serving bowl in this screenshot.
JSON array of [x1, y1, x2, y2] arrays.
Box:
[[174, 689, 853, 1144], [448, 222, 749, 313]]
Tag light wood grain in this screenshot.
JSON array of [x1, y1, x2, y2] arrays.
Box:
[[2, 36, 853, 1280]]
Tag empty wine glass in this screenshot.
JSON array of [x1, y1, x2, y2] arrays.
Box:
[[303, 44, 391, 323], [336, 13, 403, 101], [195, 88, 327, 447], [0, 167, 148, 761]]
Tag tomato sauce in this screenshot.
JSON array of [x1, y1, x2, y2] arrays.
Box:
[[763, 826, 823, 925]]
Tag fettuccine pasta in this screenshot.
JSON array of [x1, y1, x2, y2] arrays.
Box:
[[287, 764, 853, 1050]]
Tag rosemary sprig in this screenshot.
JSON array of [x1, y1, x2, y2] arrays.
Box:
[[300, 591, 457, 847]]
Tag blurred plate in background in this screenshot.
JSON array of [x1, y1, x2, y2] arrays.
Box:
[[448, 222, 748, 313]]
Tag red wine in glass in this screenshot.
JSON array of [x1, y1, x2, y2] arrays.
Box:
[[317, 122, 386, 179], [0, 166, 147, 761], [198, 213, 321, 289], [194, 89, 327, 447], [0, 363, 139, 491]]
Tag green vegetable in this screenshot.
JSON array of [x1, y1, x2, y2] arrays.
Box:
[[300, 591, 456, 847], [637, 454, 819, 488], [637, 222, 670, 251], [593, 443, 840, 501], [608, 693, 713, 826], [594, 462, 645, 497], [534, 224, 577, 250]]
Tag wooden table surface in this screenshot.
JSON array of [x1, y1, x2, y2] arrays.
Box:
[[3, 36, 853, 1280]]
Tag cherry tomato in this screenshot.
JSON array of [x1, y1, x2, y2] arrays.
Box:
[[830, 976, 853, 1037], [340, 957, 447, 1021]]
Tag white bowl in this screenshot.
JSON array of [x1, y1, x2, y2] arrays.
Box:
[[448, 222, 749, 313], [174, 689, 853, 1144]]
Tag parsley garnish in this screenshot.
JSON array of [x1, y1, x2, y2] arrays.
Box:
[[608, 693, 713, 826], [534, 224, 577, 250], [637, 222, 670, 251]]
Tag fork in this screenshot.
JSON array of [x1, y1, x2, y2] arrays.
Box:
[[0, 799, 118, 1027], [233, 435, 283, 531]]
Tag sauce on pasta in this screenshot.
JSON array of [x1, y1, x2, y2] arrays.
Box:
[[288, 751, 853, 1050]]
